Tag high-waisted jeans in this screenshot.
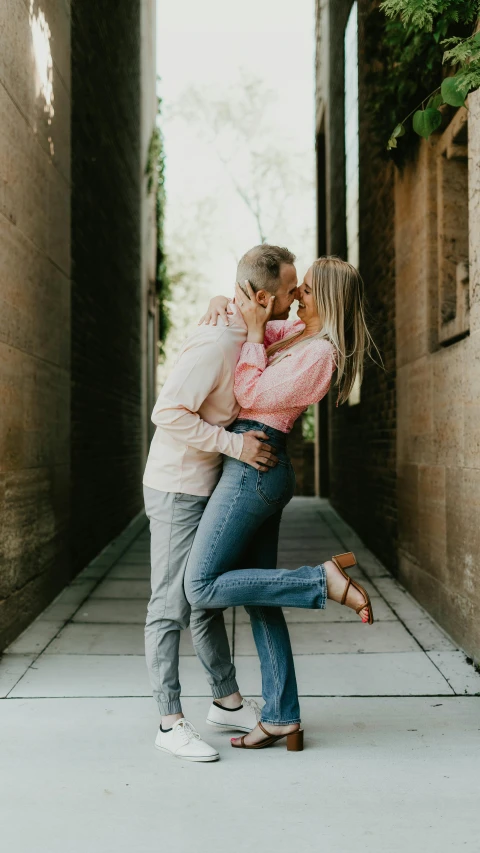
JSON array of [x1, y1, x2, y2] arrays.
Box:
[[184, 420, 328, 725]]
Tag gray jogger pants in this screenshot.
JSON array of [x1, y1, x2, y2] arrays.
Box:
[[143, 485, 238, 715]]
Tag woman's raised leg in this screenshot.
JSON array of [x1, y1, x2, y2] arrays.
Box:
[[184, 459, 328, 611]]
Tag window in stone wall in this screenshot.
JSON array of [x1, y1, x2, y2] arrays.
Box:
[[344, 1, 361, 404], [436, 107, 469, 346]]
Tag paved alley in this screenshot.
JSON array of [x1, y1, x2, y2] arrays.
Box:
[[1, 497, 479, 852]]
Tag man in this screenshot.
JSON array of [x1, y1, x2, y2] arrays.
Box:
[[143, 244, 298, 761]]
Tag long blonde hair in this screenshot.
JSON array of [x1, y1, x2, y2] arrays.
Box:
[[266, 256, 379, 405]]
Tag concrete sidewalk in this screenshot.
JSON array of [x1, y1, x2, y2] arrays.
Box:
[[1, 497, 479, 852]]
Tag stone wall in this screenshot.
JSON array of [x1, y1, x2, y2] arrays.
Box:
[[316, 0, 480, 659], [315, 0, 398, 569], [396, 93, 480, 659], [0, 1, 157, 650], [0, 1, 72, 647], [70, 0, 152, 573]]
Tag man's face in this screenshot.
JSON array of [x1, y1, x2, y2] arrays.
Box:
[[261, 264, 298, 320]]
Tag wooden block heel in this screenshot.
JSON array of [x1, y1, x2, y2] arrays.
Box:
[[232, 721, 304, 751], [287, 728, 304, 752], [332, 551, 374, 624]]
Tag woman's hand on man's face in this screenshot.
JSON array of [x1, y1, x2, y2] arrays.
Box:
[[235, 281, 275, 342]]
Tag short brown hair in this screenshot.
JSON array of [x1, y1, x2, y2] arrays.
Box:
[[236, 244, 296, 294]]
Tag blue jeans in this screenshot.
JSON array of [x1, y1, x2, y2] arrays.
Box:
[[184, 420, 328, 724]]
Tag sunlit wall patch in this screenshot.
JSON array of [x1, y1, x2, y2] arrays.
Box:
[[29, 0, 55, 155]]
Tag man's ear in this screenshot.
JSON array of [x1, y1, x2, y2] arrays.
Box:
[[255, 289, 270, 307]]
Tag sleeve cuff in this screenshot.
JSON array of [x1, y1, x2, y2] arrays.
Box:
[[224, 431, 244, 460], [239, 342, 268, 369]]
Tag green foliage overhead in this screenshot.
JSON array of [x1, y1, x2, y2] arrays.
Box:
[[380, 0, 478, 29], [364, 1, 480, 158]]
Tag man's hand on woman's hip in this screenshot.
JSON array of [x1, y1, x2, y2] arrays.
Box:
[[240, 431, 278, 472]]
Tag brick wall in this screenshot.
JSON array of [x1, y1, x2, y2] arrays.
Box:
[[395, 95, 480, 660], [0, 0, 72, 648], [70, 0, 145, 571], [328, 154, 397, 572], [316, 0, 398, 570], [317, 1, 480, 662]]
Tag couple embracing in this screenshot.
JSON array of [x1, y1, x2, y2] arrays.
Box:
[[143, 245, 375, 761]]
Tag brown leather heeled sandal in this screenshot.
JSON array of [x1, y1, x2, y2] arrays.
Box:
[[231, 721, 304, 751], [332, 552, 374, 624]]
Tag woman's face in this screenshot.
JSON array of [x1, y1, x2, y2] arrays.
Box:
[[296, 267, 319, 325]]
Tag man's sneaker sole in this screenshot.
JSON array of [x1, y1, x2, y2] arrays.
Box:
[[155, 743, 219, 762], [206, 718, 252, 733]]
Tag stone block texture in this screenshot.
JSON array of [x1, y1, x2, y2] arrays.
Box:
[[396, 92, 480, 659], [316, 0, 480, 659], [0, 0, 72, 648], [1, 0, 156, 650]]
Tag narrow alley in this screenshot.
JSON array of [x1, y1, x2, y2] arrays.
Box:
[[2, 3, 480, 849], [1, 498, 479, 852]]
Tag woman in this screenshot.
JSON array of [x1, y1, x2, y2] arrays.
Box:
[[184, 256, 378, 751]]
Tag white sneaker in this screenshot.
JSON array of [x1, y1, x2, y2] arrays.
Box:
[[155, 719, 219, 762], [206, 698, 261, 733]]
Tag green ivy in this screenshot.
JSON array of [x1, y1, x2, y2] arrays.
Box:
[[363, 1, 480, 158], [145, 98, 172, 357]]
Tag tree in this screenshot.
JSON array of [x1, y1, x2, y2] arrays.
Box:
[[171, 72, 314, 246], [157, 72, 315, 381]]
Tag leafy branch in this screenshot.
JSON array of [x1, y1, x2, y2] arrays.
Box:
[[381, 1, 480, 151], [380, 0, 478, 29]]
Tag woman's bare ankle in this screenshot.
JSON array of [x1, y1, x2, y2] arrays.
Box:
[[231, 721, 300, 746], [324, 559, 341, 600], [261, 722, 300, 734], [324, 559, 369, 621]]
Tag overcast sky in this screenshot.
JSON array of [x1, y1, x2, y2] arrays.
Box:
[[156, 0, 316, 361]]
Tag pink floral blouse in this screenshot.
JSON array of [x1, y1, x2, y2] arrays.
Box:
[[234, 319, 337, 434]]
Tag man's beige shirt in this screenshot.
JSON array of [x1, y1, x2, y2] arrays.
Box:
[[143, 306, 246, 496]]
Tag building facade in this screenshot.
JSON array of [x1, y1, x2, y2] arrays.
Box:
[[0, 0, 157, 650], [315, 0, 480, 660]]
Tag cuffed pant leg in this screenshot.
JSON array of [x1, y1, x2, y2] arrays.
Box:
[[190, 607, 239, 699], [144, 615, 185, 716], [144, 487, 206, 716], [144, 486, 237, 714]]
